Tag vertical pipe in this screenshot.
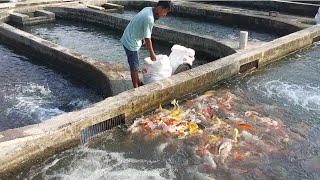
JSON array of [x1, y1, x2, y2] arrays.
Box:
[[239, 31, 248, 50]]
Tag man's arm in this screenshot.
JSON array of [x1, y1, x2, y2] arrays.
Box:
[[145, 38, 156, 61]]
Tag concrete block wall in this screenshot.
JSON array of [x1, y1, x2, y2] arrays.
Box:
[[9, 12, 28, 23], [0, 2, 15, 10], [86, 3, 124, 13], [35, 9, 55, 18], [0, 15, 8, 22], [174, 2, 308, 35], [9, 10, 55, 26], [208, 0, 320, 18], [0, 11, 9, 22], [102, 2, 124, 11], [81, 0, 108, 6]]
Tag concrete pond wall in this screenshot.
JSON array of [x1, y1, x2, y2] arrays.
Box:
[[0, 0, 320, 178], [0, 10, 9, 22], [206, 0, 320, 18], [9, 10, 56, 26]]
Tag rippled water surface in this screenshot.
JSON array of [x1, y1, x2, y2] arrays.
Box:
[[22, 20, 208, 68], [240, 44, 320, 118], [0, 43, 102, 131], [220, 43, 320, 180]]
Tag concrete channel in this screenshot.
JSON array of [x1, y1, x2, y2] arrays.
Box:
[[0, 0, 320, 177]]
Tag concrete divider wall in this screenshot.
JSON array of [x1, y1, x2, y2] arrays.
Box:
[[1, 19, 320, 177], [152, 25, 236, 58], [9, 10, 55, 26], [206, 0, 320, 18], [171, 2, 304, 36], [44, 6, 236, 59], [14, 0, 75, 8], [108, 0, 304, 36], [0, 11, 9, 22]]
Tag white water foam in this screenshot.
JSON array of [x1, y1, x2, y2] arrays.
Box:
[[40, 148, 175, 180], [5, 82, 64, 122], [249, 79, 320, 111], [21, 82, 52, 96]]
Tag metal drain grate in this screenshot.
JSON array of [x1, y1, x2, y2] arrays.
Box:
[[240, 60, 259, 73], [80, 114, 125, 144]]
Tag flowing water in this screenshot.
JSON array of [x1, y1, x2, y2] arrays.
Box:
[[118, 10, 278, 49], [0, 43, 102, 131], [22, 20, 208, 69], [17, 42, 320, 180]]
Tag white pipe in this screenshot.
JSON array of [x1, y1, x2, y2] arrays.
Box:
[[239, 31, 248, 50]]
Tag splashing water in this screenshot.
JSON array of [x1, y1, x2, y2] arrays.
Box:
[[249, 80, 320, 111], [24, 135, 176, 180], [5, 82, 64, 122], [0, 43, 102, 131]]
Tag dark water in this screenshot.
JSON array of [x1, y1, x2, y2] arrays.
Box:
[[18, 44, 320, 179], [22, 20, 208, 69], [119, 10, 278, 49], [0, 43, 102, 131]]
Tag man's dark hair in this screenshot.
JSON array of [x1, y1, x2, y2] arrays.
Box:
[[156, 0, 172, 10]]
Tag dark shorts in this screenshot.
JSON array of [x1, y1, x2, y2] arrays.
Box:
[[123, 45, 139, 72]]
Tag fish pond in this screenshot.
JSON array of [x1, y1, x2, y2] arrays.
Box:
[[17, 39, 320, 180]]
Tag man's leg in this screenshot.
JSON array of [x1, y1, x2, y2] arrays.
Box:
[[130, 70, 140, 88], [124, 46, 141, 88]]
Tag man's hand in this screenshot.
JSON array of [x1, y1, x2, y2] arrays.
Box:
[[150, 52, 156, 61], [144, 38, 156, 61]]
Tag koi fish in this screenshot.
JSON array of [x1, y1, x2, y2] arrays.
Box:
[[171, 99, 180, 109], [240, 130, 260, 142], [237, 122, 255, 131], [203, 150, 217, 170], [232, 128, 240, 142], [219, 138, 233, 164], [128, 119, 142, 132], [232, 151, 247, 161]]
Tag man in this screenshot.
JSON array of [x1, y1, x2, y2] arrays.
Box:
[[121, 1, 172, 88]]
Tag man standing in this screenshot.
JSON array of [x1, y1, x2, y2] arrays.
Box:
[[121, 1, 172, 88]]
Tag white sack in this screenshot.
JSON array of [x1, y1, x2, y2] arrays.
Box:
[[169, 44, 195, 73], [142, 54, 172, 84]]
